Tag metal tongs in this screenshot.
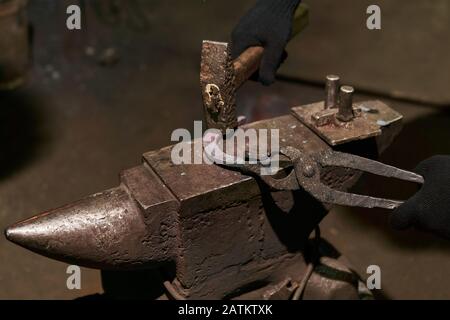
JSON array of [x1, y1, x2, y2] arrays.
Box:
[[205, 137, 424, 210]]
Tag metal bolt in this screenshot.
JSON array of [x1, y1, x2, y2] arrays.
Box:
[[325, 75, 340, 109], [336, 85, 355, 122], [302, 164, 316, 178]]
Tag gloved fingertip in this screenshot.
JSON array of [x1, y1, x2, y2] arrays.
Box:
[[389, 200, 417, 230], [259, 45, 285, 86], [230, 43, 246, 60], [414, 162, 430, 177], [258, 72, 275, 86]]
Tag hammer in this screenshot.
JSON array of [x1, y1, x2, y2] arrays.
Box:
[[200, 4, 309, 134]]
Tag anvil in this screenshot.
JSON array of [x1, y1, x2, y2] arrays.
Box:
[[3, 5, 410, 298], [5, 95, 403, 299]]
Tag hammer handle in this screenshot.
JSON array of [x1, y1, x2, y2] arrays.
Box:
[[233, 4, 309, 89]]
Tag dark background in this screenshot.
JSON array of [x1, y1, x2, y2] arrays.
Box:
[[0, 0, 449, 299]]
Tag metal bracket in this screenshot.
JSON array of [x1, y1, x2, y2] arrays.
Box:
[[292, 75, 402, 146]]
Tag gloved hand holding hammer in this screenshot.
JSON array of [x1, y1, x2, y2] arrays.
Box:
[[231, 0, 301, 85]]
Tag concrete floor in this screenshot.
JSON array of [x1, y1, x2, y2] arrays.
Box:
[[0, 0, 449, 299]]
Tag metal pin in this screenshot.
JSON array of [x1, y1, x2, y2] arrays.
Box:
[[325, 75, 340, 109], [336, 85, 355, 122]]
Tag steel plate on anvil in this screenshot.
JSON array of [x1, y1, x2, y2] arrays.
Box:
[[292, 100, 402, 146]]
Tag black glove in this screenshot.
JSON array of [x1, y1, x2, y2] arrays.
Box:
[[231, 0, 301, 85], [390, 155, 450, 240]]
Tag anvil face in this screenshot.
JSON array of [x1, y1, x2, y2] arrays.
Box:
[[5, 101, 402, 299]]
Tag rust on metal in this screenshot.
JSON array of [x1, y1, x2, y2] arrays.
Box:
[[294, 100, 384, 146], [200, 41, 237, 134], [292, 76, 405, 146], [311, 109, 337, 127]]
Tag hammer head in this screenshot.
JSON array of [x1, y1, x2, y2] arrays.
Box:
[[200, 41, 238, 134]]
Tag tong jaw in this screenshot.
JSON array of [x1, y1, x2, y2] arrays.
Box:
[[258, 147, 424, 210]]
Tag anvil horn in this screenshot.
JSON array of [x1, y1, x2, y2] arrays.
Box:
[[5, 165, 180, 270]]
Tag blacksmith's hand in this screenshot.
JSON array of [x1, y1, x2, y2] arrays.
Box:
[[391, 155, 450, 240], [231, 0, 301, 85]]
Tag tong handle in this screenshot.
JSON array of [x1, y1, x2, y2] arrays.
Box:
[[306, 183, 405, 210], [307, 150, 424, 209], [318, 150, 424, 184]]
